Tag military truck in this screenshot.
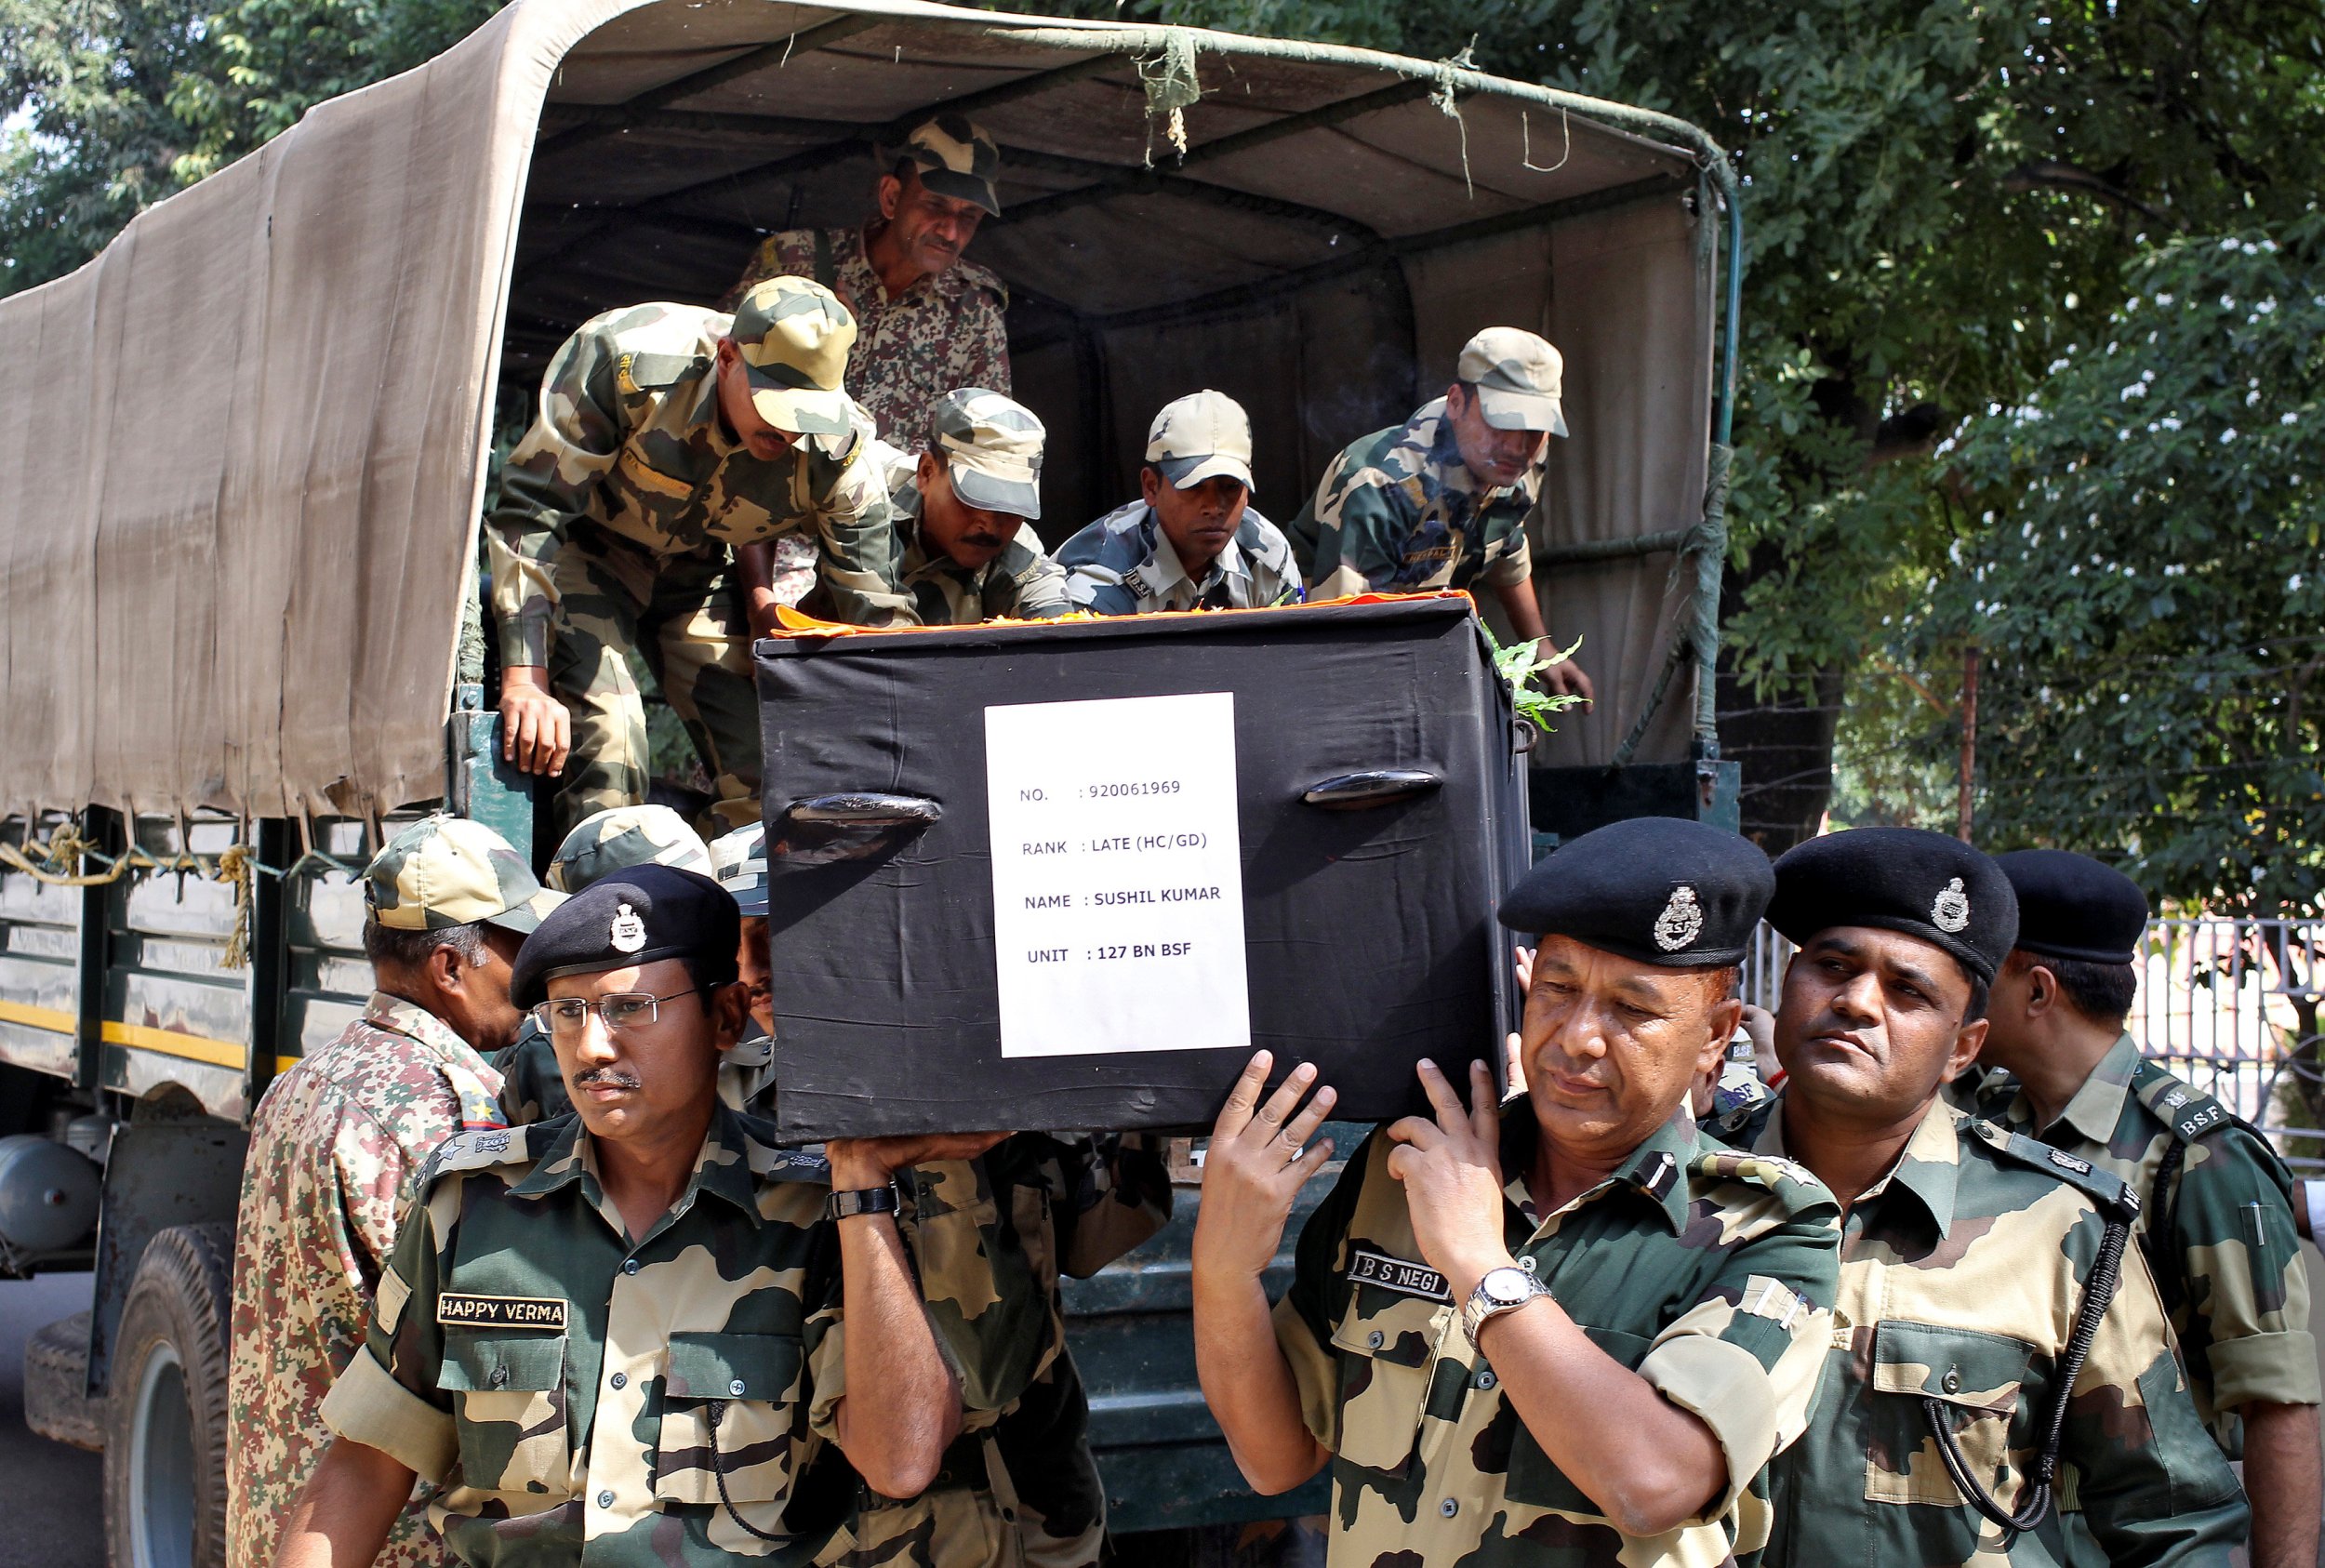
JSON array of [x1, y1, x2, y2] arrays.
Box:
[[0, 2, 1745, 1562]]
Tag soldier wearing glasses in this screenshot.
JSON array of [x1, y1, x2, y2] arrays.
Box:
[[279, 866, 985, 1568]]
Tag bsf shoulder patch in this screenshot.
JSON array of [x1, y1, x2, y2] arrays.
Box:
[[421, 1123, 535, 1183], [1348, 1249, 1453, 1303], [437, 1293, 568, 1331], [2132, 1060, 2235, 1145]]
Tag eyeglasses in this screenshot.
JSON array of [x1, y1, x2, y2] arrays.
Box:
[[531, 989, 700, 1042]]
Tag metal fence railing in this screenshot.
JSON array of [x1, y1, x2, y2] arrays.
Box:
[[1742, 916, 2325, 1171]]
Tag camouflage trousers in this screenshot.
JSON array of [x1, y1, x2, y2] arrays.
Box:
[[539, 525, 762, 842]]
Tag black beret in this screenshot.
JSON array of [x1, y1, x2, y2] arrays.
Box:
[[1993, 849, 2147, 965], [1496, 817, 1772, 968], [1768, 828, 2018, 986], [511, 864, 739, 1009]]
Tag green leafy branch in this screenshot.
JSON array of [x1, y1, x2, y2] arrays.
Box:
[[1484, 624, 1585, 732]]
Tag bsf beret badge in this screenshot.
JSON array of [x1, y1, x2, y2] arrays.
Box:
[[609, 902, 647, 954], [1652, 885, 1704, 952], [1931, 877, 1971, 935]]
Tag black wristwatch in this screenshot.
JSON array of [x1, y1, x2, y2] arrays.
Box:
[[826, 1184, 900, 1221]]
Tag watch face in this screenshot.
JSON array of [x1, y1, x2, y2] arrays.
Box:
[[1482, 1267, 1534, 1306]]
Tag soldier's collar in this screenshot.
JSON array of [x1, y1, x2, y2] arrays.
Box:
[[1495, 1096, 1698, 1233], [1760, 1096, 1964, 1237], [503, 1104, 764, 1221], [507, 1113, 591, 1199], [2045, 1033, 2139, 1147], [362, 990, 490, 1069], [1140, 512, 1249, 598]]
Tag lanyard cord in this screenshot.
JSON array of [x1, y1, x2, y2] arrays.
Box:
[[705, 1400, 794, 1544]]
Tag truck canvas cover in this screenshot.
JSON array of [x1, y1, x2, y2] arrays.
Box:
[[0, 0, 1718, 825]]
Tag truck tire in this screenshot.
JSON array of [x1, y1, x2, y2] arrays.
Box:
[[103, 1223, 232, 1568], [24, 1309, 104, 1451]]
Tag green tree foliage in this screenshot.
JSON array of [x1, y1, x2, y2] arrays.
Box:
[[0, 0, 497, 292], [1880, 223, 2325, 912]]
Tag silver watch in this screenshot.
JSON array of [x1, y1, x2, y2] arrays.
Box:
[[1461, 1263, 1549, 1349]]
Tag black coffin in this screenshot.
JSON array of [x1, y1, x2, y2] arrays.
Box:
[[753, 595, 1531, 1140]]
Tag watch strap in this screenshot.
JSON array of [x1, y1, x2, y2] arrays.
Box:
[[826, 1184, 901, 1221], [1461, 1267, 1550, 1349]]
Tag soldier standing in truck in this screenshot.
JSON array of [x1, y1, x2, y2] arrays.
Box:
[[489, 276, 913, 844]]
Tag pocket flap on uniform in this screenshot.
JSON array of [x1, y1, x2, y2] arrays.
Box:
[[440, 1332, 567, 1393], [666, 1332, 803, 1403], [1871, 1321, 2033, 1414], [1328, 1293, 1445, 1368]]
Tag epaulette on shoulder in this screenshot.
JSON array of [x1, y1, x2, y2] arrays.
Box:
[[2130, 1058, 2239, 1146], [1705, 1096, 1776, 1148], [419, 1122, 539, 1185], [612, 349, 703, 396], [1692, 1148, 1837, 1213], [1968, 1118, 2141, 1220], [737, 1124, 831, 1186], [953, 255, 1009, 308]]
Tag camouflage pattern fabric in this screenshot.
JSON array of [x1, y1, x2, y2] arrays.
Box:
[[319, 1108, 861, 1568], [226, 994, 508, 1568], [879, 446, 1070, 625], [723, 227, 1010, 442], [1273, 1104, 1840, 1568], [494, 1022, 772, 1127], [486, 299, 910, 670], [527, 525, 764, 843], [1286, 401, 1539, 601], [547, 804, 711, 893], [1980, 1033, 2318, 1451], [886, 114, 1003, 217], [1720, 1097, 2251, 1565], [367, 815, 561, 934], [1055, 499, 1301, 615], [833, 1134, 1174, 1568]]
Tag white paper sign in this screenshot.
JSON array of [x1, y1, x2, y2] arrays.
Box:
[[985, 692, 1250, 1058]]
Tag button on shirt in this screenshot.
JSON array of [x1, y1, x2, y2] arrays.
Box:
[[1732, 1099, 2250, 1566], [1056, 499, 1302, 615], [321, 1108, 851, 1568], [1272, 1105, 1840, 1568]]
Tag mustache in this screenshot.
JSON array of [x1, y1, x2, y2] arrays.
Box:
[[572, 1067, 644, 1090]]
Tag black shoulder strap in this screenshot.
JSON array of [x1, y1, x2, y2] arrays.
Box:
[[813, 229, 836, 291], [1968, 1119, 2141, 1221]]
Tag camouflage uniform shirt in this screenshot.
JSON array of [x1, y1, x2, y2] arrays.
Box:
[[1288, 401, 1539, 601], [226, 994, 507, 1568], [1723, 1098, 2250, 1566], [840, 1134, 1173, 1568], [1274, 1104, 1840, 1568], [320, 1108, 858, 1568], [487, 300, 910, 667], [726, 226, 1011, 442], [1055, 500, 1302, 615], [1982, 1033, 2319, 1451], [876, 444, 1070, 626]]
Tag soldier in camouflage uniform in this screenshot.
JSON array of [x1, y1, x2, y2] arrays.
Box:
[[286, 867, 973, 1568], [1715, 827, 2250, 1565], [724, 116, 1010, 441], [711, 821, 775, 1039], [868, 389, 1070, 626], [226, 816, 560, 1568], [1192, 818, 1841, 1568], [1289, 328, 1590, 701], [498, 806, 770, 1124], [1973, 848, 2318, 1568], [1057, 391, 1301, 616], [489, 276, 912, 843]]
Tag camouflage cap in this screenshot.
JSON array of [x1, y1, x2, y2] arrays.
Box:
[[364, 815, 563, 935], [710, 823, 768, 918], [930, 388, 1044, 520], [1457, 326, 1567, 436], [1145, 390, 1255, 492], [887, 113, 1002, 218], [728, 276, 857, 438], [548, 804, 713, 895]]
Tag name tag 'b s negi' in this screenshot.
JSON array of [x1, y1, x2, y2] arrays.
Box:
[[1348, 1249, 1452, 1302], [437, 1293, 569, 1330]]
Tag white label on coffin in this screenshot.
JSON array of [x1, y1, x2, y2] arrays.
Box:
[[984, 692, 1251, 1058]]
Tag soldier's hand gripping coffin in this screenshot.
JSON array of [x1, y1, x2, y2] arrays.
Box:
[[753, 594, 1531, 1139]]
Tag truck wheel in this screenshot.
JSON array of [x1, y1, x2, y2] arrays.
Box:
[[103, 1223, 232, 1568], [24, 1309, 103, 1451]]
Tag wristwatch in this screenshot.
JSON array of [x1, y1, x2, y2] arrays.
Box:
[[826, 1184, 900, 1221], [1461, 1263, 1550, 1349]]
